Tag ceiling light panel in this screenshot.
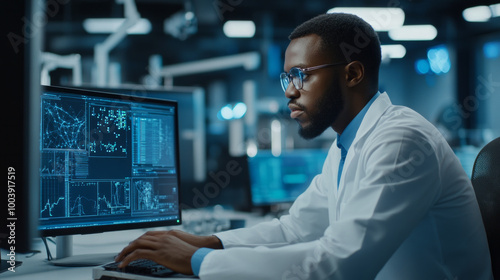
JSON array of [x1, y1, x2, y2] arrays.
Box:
[[388, 25, 437, 41], [327, 7, 405, 31], [223, 21, 256, 38], [83, 18, 151, 34], [462, 5, 492, 22]]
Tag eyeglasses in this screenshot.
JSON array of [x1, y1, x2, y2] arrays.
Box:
[[280, 62, 346, 92]]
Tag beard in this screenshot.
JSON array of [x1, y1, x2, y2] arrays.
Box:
[[296, 80, 344, 140]]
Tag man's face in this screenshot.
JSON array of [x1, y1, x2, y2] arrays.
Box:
[[283, 34, 345, 139]]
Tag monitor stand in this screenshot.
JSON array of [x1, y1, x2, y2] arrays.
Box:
[[49, 236, 116, 267]]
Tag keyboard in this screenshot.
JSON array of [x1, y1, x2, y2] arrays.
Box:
[[103, 258, 176, 278]]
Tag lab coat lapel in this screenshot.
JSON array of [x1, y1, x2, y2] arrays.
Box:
[[331, 138, 342, 200], [335, 93, 392, 200]]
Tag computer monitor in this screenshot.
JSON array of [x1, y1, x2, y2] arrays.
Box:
[[74, 85, 206, 185], [247, 149, 328, 209], [38, 85, 181, 264]]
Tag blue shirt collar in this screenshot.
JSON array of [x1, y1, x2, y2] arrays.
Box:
[[337, 91, 381, 153]]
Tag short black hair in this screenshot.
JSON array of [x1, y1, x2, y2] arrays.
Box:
[[289, 13, 381, 81]]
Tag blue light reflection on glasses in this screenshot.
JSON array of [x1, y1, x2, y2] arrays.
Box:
[[280, 67, 305, 92]]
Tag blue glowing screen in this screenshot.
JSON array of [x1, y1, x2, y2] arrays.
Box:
[[39, 86, 181, 234], [248, 149, 328, 206]]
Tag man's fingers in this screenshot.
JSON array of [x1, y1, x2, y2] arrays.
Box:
[[117, 248, 154, 268], [138, 235, 161, 242], [144, 230, 181, 238], [114, 233, 197, 275], [144, 230, 167, 236], [115, 237, 159, 262]]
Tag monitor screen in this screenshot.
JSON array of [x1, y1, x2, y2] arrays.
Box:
[[39, 85, 181, 236], [73, 85, 206, 184], [248, 149, 328, 206]]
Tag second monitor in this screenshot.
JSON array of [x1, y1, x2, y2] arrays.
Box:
[[248, 149, 329, 208]]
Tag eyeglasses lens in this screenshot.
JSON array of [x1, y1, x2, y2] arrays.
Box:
[[280, 68, 305, 92], [280, 73, 289, 92]]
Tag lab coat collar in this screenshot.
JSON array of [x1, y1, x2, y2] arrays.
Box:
[[335, 92, 392, 196], [351, 92, 392, 147], [337, 91, 381, 154]]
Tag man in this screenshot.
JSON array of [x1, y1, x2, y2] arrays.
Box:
[[115, 13, 493, 279]]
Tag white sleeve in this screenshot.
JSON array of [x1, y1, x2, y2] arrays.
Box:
[[199, 129, 443, 280], [214, 170, 331, 248]]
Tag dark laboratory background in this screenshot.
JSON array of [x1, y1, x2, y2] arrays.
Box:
[[4, 0, 500, 212]]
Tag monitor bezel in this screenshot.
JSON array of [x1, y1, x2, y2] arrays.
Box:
[[39, 85, 182, 237]]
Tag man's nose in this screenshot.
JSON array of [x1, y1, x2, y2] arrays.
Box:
[[284, 82, 299, 99]]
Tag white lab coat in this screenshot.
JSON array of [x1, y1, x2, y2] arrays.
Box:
[[200, 93, 493, 280]]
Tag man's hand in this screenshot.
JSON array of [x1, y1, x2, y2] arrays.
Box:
[[167, 229, 224, 249], [114, 230, 223, 275]]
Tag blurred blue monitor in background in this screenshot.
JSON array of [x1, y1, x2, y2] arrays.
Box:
[[248, 149, 328, 207]]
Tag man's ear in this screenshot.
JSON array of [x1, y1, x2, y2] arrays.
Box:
[[344, 61, 364, 88]]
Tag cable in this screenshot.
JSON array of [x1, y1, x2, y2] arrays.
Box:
[[25, 250, 41, 258], [41, 237, 53, 261]]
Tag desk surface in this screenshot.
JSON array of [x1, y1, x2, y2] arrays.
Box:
[[1, 209, 270, 280]]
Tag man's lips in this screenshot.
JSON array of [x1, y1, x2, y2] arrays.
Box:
[[288, 103, 304, 119]]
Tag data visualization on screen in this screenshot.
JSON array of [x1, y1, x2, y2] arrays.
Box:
[[39, 86, 181, 236]]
